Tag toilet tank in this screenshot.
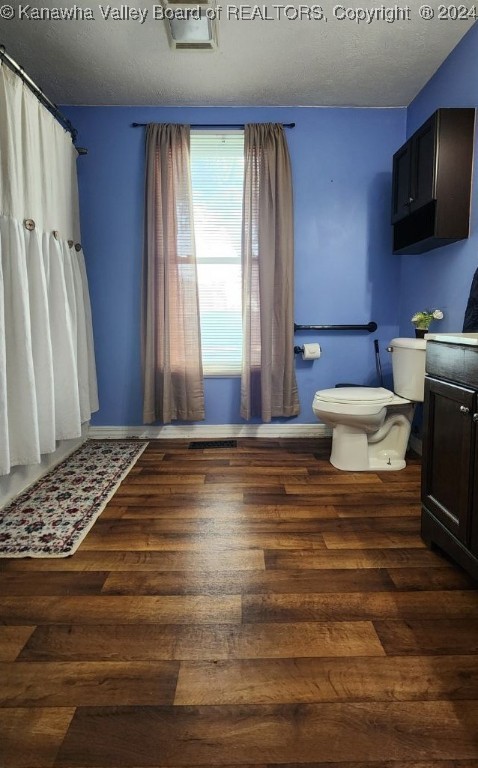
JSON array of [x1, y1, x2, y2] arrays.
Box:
[[389, 337, 427, 401]]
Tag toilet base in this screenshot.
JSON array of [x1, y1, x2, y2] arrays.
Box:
[[367, 456, 406, 472], [330, 454, 406, 472], [330, 416, 411, 472], [330, 425, 370, 471]]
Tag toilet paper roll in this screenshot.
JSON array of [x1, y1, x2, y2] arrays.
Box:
[[302, 343, 321, 361]]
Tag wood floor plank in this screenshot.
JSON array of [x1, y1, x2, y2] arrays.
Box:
[[0, 707, 74, 767], [118, 504, 340, 520], [79, 532, 326, 551], [264, 547, 451, 570], [0, 661, 179, 707], [0, 571, 108, 595], [374, 619, 478, 655], [92, 517, 420, 535], [0, 595, 242, 625], [387, 567, 476, 591], [174, 655, 478, 705], [19, 621, 385, 661], [101, 567, 396, 595], [202, 464, 309, 475], [98, 504, 128, 519], [203, 474, 300, 486], [0, 549, 266, 572], [333, 503, 421, 518], [245, 491, 419, 506], [242, 591, 478, 622], [0, 626, 35, 661], [284, 485, 420, 499], [114, 484, 284, 496], [111, 492, 244, 504], [125, 474, 206, 485], [229, 456, 318, 466], [288, 473, 386, 486], [92, 519, 335, 534], [322, 531, 425, 549], [54, 701, 478, 766]]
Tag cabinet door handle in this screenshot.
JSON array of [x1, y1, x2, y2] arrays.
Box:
[[460, 405, 470, 414], [408, 196, 415, 204], [473, 413, 478, 422]]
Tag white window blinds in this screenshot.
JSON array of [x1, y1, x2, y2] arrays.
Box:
[[190, 131, 244, 375]]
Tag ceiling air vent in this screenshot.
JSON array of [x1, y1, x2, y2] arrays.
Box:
[[161, 0, 218, 50]]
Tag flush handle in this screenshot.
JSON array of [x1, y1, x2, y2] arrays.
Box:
[[460, 405, 470, 415]]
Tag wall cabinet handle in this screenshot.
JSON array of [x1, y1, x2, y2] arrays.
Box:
[[408, 196, 415, 204], [460, 405, 470, 414]]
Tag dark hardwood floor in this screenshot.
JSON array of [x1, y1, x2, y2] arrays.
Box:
[[1, 438, 478, 767]]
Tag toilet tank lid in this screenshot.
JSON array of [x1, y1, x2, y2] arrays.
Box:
[[390, 337, 427, 350], [314, 387, 394, 404]]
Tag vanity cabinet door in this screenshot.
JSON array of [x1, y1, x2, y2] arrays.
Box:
[[422, 377, 475, 545], [469, 425, 478, 557]]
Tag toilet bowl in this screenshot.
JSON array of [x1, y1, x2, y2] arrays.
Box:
[[312, 338, 426, 472]]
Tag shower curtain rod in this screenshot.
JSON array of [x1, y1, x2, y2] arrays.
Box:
[[132, 122, 295, 130], [0, 45, 87, 155]]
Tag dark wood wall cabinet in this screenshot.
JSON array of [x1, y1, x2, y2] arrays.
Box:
[[392, 108, 475, 255], [421, 339, 478, 579]]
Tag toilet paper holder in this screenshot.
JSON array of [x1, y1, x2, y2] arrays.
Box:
[[295, 343, 322, 360]]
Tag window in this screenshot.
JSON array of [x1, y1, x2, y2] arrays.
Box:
[[190, 131, 244, 376]]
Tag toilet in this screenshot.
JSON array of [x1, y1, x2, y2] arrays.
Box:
[[312, 338, 426, 471]]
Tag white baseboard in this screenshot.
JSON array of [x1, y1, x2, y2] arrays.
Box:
[[88, 423, 331, 440], [0, 426, 89, 508]]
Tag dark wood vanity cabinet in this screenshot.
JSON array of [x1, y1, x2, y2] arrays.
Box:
[[421, 340, 478, 578], [392, 108, 475, 255]]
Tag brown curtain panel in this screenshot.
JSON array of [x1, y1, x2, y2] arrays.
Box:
[[241, 123, 300, 422], [142, 124, 205, 424]]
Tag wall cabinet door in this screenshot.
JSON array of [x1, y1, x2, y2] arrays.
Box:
[[410, 115, 437, 214], [391, 115, 436, 225], [391, 143, 412, 224], [422, 377, 475, 545]]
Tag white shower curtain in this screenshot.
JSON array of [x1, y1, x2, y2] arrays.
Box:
[[0, 64, 98, 476]]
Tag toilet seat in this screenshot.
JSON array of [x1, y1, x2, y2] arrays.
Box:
[[313, 387, 410, 417], [314, 387, 394, 405]]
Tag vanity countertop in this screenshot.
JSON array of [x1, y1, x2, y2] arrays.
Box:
[[425, 332, 478, 346]]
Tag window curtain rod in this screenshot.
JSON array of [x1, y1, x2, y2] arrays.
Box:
[[132, 121, 295, 130], [0, 45, 87, 155]]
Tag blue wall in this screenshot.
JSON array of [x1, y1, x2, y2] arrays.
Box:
[[65, 105, 406, 425], [399, 23, 478, 336]]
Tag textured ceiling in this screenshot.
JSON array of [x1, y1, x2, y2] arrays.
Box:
[[0, 2, 475, 106]]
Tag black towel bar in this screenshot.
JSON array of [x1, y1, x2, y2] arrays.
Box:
[[294, 322, 377, 333]]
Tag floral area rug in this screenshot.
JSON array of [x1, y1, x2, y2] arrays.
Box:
[[0, 440, 148, 558]]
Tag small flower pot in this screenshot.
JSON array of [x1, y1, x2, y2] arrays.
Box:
[[415, 328, 427, 338]]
